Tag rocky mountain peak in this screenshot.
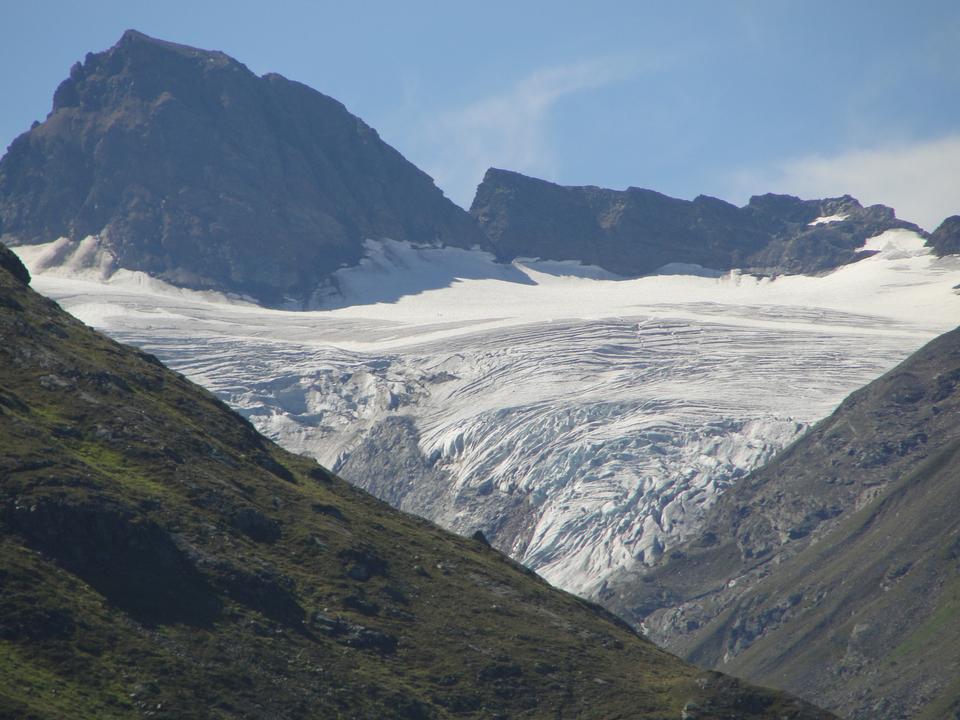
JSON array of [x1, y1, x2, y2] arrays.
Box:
[[930, 215, 960, 255], [0, 31, 487, 306], [51, 30, 251, 114]]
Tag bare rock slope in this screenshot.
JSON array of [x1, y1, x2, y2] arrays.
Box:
[[471, 167, 925, 276], [0, 30, 487, 306]]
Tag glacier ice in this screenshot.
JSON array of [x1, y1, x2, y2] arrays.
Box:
[[16, 231, 960, 596]]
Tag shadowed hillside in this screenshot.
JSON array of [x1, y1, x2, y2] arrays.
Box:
[[0, 241, 834, 719]]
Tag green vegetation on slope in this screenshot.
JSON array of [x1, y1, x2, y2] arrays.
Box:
[[0, 243, 834, 719]]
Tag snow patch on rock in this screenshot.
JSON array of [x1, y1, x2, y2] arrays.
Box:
[[809, 213, 849, 225]]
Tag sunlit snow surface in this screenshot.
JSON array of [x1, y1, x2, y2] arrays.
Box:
[[17, 230, 960, 595], [808, 213, 849, 225]]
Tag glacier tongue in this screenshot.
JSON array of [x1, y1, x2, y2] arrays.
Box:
[[17, 232, 960, 596], [331, 314, 890, 594]]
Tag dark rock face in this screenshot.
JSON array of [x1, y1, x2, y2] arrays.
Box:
[[929, 215, 960, 256], [743, 193, 919, 273], [0, 30, 486, 305], [336, 415, 455, 515], [471, 168, 925, 276], [0, 243, 28, 285], [5, 498, 222, 627]]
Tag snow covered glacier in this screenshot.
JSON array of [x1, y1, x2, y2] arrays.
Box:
[[17, 229, 960, 595]]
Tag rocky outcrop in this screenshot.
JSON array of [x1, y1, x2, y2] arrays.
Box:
[[929, 215, 960, 256], [0, 30, 486, 305], [0, 243, 29, 285], [471, 168, 926, 276]]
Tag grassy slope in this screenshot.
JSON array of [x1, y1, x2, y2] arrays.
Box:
[[0, 247, 833, 719]]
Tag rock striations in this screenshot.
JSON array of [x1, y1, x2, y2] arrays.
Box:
[[601, 324, 960, 720], [471, 168, 925, 276], [0, 30, 486, 306], [0, 246, 836, 718]]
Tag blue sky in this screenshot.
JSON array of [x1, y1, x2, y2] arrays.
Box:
[[3, 1, 958, 228]]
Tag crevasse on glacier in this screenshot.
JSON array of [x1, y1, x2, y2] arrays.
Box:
[[17, 230, 960, 596]]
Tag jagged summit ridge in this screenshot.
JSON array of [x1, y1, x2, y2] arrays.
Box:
[[0, 30, 945, 308], [470, 167, 925, 277], [930, 215, 960, 255], [0, 30, 487, 306]]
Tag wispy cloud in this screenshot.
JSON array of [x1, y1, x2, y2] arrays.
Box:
[[730, 135, 960, 231], [412, 56, 638, 208]]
